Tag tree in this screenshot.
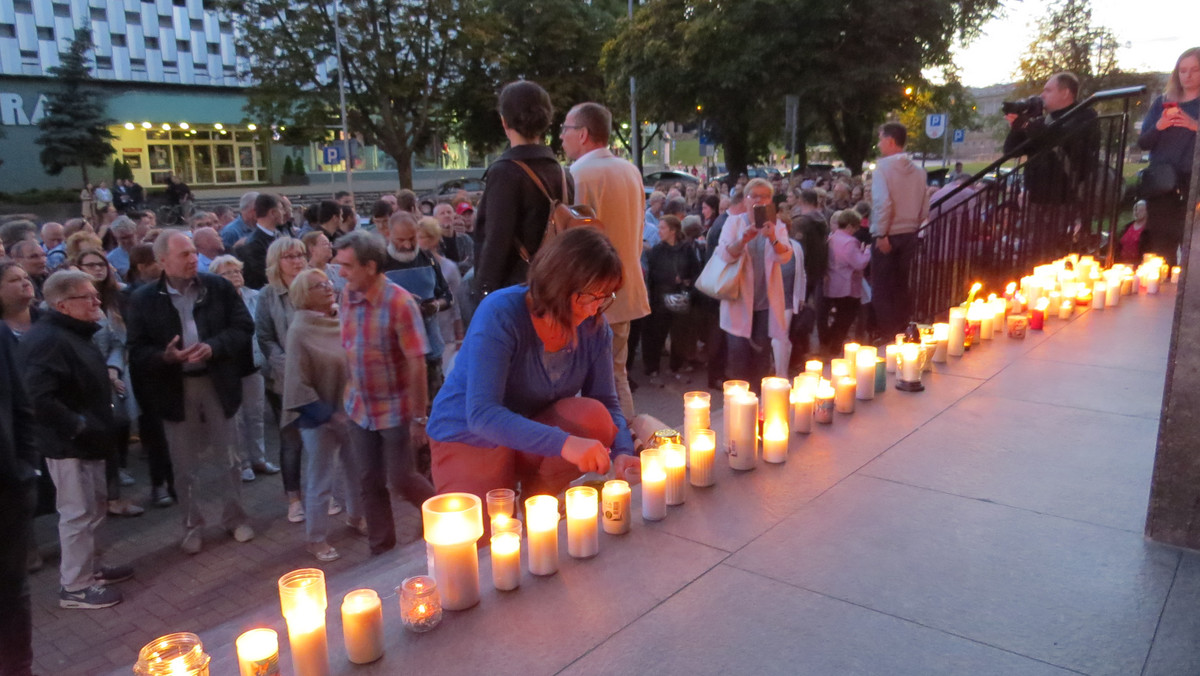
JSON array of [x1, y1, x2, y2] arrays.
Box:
[[35, 29, 115, 185], [1015, 0, 1119, 98], [225, 0, 487, 188], [896, 78, 981, 161]]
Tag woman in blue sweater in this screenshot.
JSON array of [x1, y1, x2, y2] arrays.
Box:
[[427, 228, 639, 511]]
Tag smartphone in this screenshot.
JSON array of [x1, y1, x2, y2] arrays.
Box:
[[752, 204, 767, 229], [1164, 101, 1179, 111]]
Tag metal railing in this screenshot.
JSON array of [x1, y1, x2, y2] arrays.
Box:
[[910, 86, 1146, 323]]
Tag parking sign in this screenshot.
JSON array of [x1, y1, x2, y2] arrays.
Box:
[[323, 146, 342, 164], [925, 113, 947, 140], [953, 128, 965, 143]]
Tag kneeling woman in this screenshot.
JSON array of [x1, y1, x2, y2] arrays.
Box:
[[427, 227, 639, 515]]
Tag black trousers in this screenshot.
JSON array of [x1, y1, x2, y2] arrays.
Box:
[[0, 481, 35, 676], [820, 296, 862, 353]]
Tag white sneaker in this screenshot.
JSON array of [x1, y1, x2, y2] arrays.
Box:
[[232, 524, 255, 542], [327, 499, 343, 516], [287, 501, 306, 523], [240, 467, 256, 482]]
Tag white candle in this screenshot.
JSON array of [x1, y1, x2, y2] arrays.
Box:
[[1171, 266, 1181, 284], [885, 344, 901, 372], [341, 590, 383, 665], [1105, 273, 1121, 307], [688, 429, 716, 487], [814, 381, 835, 424], [947, 307, 966, 357], [727, 391, 758, 471], [721, 380, 749, 453], [236, 629, 279, 676], [287, 610, 330, 676], [682, 391, 711, 459], [490, 531, 521, 591], [835, 377, 856, 413], [855, 346, 877, 400], [805, 359, 823, 376], [760, 377, 791, 428], [830, 358, 850, 388], [641, 449, 667, 521], [565, 486, 600, 558], [421, 493, 484, 611], [843, 342, 859, 365], [899, 343, 921, 383], [762, 419, 788, 464], [1058, 300, 1072, 320], [1092, 281, 1106, 310], [792, 391, 814, 434], [1147, 270, 1160, 294], [661, 443, 687, 506], [979, 312, 993, 340], [524, 495, 559, 576], [601, 480, 631, 534]]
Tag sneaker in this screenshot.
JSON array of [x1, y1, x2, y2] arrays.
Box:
[[252, 461, 281, 475], [287, 501, 306, 523], [118, 469, 135, 486], [232, 523, 255, 543], [308, 543, 341, 562], [151, 485, 174, 508], [107, 499, 145, 517], [95, 564, 133, 584], [180, 528, 203, 555], [327, 499, 343, 516], [60, 585, 122, 609], [240, 467, 257, 482]]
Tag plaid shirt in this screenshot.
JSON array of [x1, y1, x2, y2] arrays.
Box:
[[340, 276, 429, 430]]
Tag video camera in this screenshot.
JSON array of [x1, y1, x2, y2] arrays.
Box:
[[1001, 95, 1045, 118]]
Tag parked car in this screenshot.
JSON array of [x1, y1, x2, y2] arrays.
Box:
[[644, 170, 700, 188], [420, 177, 486, 203]]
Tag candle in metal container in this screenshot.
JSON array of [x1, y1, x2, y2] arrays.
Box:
[[601, 480, 631, 534], [525, 495, 560, 575], [398, 575, 442, 633], [236, 628, 279, 676], [421, 493, 484, 611], [341, 589, 384, 665], [641, 449, 668, 521], [689, 429, 716, 486], [565, 486, 600, 558]]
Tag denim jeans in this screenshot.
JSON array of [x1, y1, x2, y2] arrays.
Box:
[[299, 421, 360, 545]]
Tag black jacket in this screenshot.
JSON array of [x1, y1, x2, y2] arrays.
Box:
[[234, 226, 275, 290], [0, 330, 37, 486], [647, 240, 701, 306], [473, 144, 574, 297], [17, 310, 115, 461], [1004, 105, 1100, 205], [126, 272, 255, 422]]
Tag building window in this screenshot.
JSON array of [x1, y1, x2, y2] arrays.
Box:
[[53, 4, 71, 18], [191, 19, 203, 31], [145, 37, 159, 49], [36, 26, 53, 40], [178, 40, 189, 52], [0, 25, 15, 39], [112, 34, 126, 47], [13, 0, 32, 13], [95, 56, 113, 69], [90, 7, 105, 21], [130, 58, 146, 72]]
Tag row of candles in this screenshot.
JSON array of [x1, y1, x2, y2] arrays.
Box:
[[132, 253, 1178, 675]]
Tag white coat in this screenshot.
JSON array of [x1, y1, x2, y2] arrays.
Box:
[[715, 212, 792, 340]]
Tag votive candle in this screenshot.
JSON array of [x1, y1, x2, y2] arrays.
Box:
[[565, 486, 600, 559], [525, 495, 560, 576], [641, 448, 667, 521], [340, 590, 383, 665], [814, 381, 835, 424], [762, 419, 788, 464], [728, 391, 758, 471], [236, 629, 279, 676], [855, 346, 877, 400], [490, 531, 521, 591], [601, 480, 631, 534], [689, 429, 716, 487]]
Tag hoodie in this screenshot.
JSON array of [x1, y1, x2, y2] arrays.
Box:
[[870, 153, 930, 237]]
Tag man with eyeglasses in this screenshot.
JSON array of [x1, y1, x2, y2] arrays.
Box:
[[127, 231, 257, 554], [234, 192, 284, 290], [10, 240, 47, 301], [18, 270, 135, 609]]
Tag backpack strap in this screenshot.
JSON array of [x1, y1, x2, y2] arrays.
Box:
[[510, 160, 555, 205]]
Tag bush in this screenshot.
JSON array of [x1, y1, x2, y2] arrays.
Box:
[[0, 188, 83, 204], [293, 156, 306, 176], [282, 156, 295, 176]]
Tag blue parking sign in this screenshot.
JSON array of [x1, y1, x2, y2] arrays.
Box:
[[953, 128, 965, 143], [323, 146, 342, 164]]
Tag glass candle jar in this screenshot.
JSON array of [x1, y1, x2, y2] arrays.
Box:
[[399, 575, 443, 633], [134, 632, 211, 676], [485, 488, 516, 520]]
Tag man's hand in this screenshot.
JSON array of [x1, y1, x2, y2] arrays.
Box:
[[560, 436, 612, 474], [185, 342, 213, 364], [763, 221, 779, 244], [875, 236, 893, 255], [613, 453, 641, 485], [163, 336, 189, 364], [410, 420, 428, 449], [1004, 113, 1018, 127]]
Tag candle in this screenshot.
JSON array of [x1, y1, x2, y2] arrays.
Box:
[[600, 479, 632, 534], [682, 391, 711, 455], [491, 513, 522, 536], [885, 344, 900, 372], [1091, 281, 1106, 310], [1030, 298, 1048, 330], [640, 449, 667, 521], [398, 575, 442, 633], [835, 377, 856, 413], [855, 346, 877, 400], [978, 307, 993, 340], [525, 495, 560, 575], [1058, 300, 1072, 320], [843, 342, 860, 365], [1006, 314, 1028, 339], [947, 307, 966, 357], [897, 343, 922, 391], [762, 419, 788, 464], [875, 358, 887, 393], [721, 380, 749, 453], [727, 391, 758, 470], [1147, 270, 1160, 294], [830, 358, 850, 388], [687, 430, 716, 487], [421, 493, 484, 611], [761, 377, 791, 427], [791, 391, 813, 434], [814, 381, 835, 424], [930, 324, 948, 362], [341, 590, 383, 665], [660, 443, 687, 506], [135, 633, 211, 676], [490, 531, 521, 591], [1171, 266, 1181, 284], [278, 569, 329, 676], [805, 359, 823, 376], [565, 486, 600, 558], [1105, 274, 1121, 307], [236, 629, 279, 676], [485, 488, 516, 520]]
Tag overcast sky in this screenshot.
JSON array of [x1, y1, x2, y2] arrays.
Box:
[[953, 0, 1198, 87]]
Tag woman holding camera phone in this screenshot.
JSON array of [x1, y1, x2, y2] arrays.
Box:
[[714, 178, 792, 392], [1138, 47, 1200, 266]]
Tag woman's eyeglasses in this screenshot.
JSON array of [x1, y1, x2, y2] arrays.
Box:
[[575, 291, 616, 313]]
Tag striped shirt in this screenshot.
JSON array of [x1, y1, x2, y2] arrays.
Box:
[[340, 276, 429, 430]]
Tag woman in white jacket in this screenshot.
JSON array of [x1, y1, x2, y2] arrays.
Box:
[[715, 178, 793, 391]]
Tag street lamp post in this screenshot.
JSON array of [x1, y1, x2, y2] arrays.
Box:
[[333, 0, 354, 202]]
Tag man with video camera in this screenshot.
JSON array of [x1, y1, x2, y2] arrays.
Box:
[[1003, 72, 1100, 254]]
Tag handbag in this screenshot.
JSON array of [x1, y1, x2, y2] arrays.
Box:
[[694, 252, 744, 301], [663, 291, 691, 314], [1139, 163, 1179, 199]]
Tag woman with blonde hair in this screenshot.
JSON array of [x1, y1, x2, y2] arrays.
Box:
[[416, 216, 464, 371], [255, 237, 307, 521]]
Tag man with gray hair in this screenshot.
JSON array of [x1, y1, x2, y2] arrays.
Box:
[[220, 191, 261, 249], [11, 240, 48, 301], [105, 217, 139, 278], [19, 270, 134, 609], [0, 220, 36, 253], [193, 226, 224, 272], [332, 230, 435, 555], [127, 231, 256, 554]]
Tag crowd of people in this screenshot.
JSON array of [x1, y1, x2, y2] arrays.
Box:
[[1, 53, 1197, 676]]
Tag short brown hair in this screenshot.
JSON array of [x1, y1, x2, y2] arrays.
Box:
[[498, 80, 553, 139], [1050, 71, 1080, 100], [527, 228, 623, 337], [570, 102, 611, 145], [879, 122, 907, 147]]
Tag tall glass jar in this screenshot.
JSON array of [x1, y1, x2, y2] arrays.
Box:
[[133, 632, 210, 675]]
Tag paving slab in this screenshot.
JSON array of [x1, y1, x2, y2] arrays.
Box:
[[1022, 295, 1174, 374], [560, 564, 1077, 676], [861, 394, 1159, 532], [972, 356, 1166, 419], [1143, 550, 1200, 676], [727, 474, 1179, 676]]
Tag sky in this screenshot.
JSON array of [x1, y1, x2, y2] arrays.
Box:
[[952, 0, 1199, 88]]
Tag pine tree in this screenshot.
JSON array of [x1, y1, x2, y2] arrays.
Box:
[[35, 29, 115, 185]]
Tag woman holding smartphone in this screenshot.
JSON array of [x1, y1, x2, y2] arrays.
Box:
[[1138, 47, 1200, 265]]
